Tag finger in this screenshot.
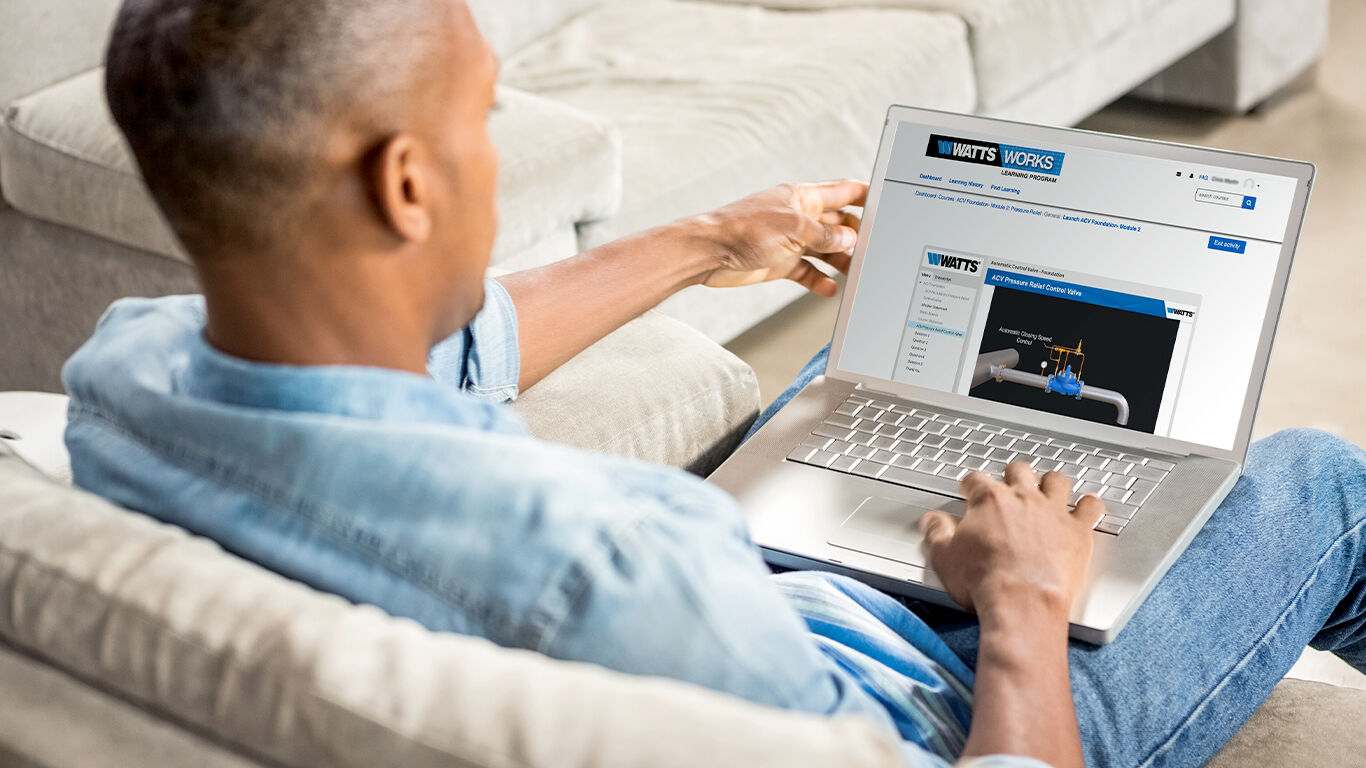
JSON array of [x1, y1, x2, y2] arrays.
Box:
[[918, 510, 957, 559], [960, 470, 999, 504], [807, 249, 853, 276], [1003, 461, 1038, 490], [803, 179, 869, 210], [1072, 494, 1106, 528], [796, 214, 857, 254], [788, 259, 839, 297], [820, 210, 862, 232], [1040, 470, 1071, 504]]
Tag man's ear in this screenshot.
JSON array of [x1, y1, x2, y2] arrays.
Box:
[[371, 133, 433, 243]]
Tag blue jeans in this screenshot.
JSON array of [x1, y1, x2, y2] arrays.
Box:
[[748, 344, 1366, 768]]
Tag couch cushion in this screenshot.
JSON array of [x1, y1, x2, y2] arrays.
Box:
[[0, 640, 263, 768], [1207, 678, 1366, 768], [0, 303, 757, 479], [0, 70, 184, 261], [0, 0, 121, 109], [503, 0, 976, 251], [0, 443, 903, 768], [512, 309, 760, 474], [700, 0, 1175, 113], [468, 0, 604, 58], [0, 70, 620, 269], [499, 0, 974, 340], [901, 0, 1173, 112], [485, 87, 622, 265]]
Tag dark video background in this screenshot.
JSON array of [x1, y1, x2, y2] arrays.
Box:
[[971, 287, 1180, 433]]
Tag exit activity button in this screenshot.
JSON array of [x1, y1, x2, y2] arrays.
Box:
[[1208, 236, 1247, 254]]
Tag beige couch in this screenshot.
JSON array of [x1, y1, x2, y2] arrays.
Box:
[[3, 368, 1366, 767], [0, 0, 1329, 393]]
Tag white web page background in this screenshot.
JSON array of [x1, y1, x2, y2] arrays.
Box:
[[837, 123, 1297, 450]]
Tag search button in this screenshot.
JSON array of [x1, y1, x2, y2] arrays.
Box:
[[1242, 195, 1257, 210]]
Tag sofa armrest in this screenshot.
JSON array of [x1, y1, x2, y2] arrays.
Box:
[[512, 310, 761, 475], [0, 446, 904, 768]]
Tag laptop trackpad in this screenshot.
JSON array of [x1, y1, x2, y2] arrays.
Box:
[[828, 496, 966, 569]]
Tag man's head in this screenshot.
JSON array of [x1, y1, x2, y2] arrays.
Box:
[[105, 0, 500, 351]]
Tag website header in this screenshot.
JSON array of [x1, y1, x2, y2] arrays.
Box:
[[889, 124, 1297, 244]]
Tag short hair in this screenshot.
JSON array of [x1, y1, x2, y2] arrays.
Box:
[[105, 0, 445, 257]]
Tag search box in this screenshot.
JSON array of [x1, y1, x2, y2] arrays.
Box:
[[1196, 188, 1257, 210]]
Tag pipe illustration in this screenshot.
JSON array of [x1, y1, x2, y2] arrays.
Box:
[[972, 342, 1131, 426], [972, 349, 1021, 388]]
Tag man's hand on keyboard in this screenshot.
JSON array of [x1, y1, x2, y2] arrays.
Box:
[[919, 462, 1106, 616], [694, 180, 868, 297], [927, 463, 1097, 767]]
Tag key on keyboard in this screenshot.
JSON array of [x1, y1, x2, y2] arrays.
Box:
[[788, 394, 1181, 536]]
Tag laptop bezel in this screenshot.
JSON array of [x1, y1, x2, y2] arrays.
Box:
[[824, 105, 1315, 466]]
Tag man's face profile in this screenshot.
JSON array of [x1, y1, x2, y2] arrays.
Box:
[[399, 2, 502, 340]]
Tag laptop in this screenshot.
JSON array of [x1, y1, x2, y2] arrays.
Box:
[[709, 106, 1314, 644]]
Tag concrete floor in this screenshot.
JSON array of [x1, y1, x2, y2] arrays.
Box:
[[726, 3, 1366, 688]]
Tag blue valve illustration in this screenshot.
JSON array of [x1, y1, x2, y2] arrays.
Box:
[[972, 339, 1131, 426], [1043, 341, 1086, 399]]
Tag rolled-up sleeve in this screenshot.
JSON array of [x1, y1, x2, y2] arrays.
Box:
[[428, 278, 521, 402]]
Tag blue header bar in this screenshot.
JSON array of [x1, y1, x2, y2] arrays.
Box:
[[1208, 235, 1247, 254], [984, 269, 1168, 318]]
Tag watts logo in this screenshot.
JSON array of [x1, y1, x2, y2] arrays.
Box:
[[926, 134, 1065, 176], [927, 251, 980, 273]]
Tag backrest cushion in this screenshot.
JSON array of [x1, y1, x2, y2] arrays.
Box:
[[0, 0, 121, 202], [0, 0, 122, 108], [0, 444, 900, 768], [467, 0, 604, 58], [0, 0, 596, 107]]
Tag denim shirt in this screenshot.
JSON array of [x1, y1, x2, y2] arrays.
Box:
[[63, 283, 1043, 768]]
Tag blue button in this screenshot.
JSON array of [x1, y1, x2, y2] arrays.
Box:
[[1242, 195, 1257, 210], [1208, 236, 1247, 254]]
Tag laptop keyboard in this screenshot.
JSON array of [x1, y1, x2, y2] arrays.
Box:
[[786, 393, 1176, 536]]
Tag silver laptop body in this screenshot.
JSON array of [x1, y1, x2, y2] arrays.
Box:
[[709, 106, 1314, 644]]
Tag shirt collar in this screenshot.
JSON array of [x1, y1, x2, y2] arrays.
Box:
[[173, 307, 517, 432]]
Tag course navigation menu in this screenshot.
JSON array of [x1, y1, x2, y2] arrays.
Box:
[[893, 248, 982, 389]]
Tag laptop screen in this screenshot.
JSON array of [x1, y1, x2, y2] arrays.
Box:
[[835, 120, 1304, 452]]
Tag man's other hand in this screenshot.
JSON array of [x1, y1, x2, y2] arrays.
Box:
[[919, 463, 1106, 618], [697, 180, 869, 297]]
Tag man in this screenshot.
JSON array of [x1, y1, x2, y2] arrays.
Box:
[[65, 1, 1366, 767]]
